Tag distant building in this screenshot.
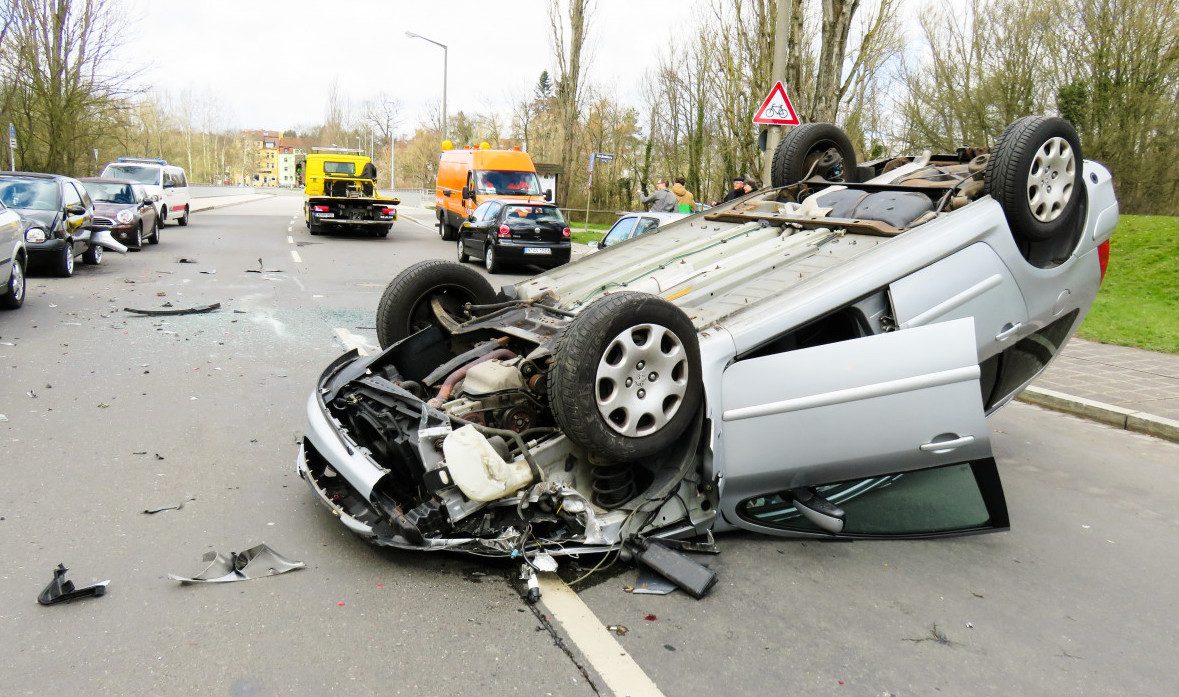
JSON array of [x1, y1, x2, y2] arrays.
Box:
[[249, 131, 280, 187], [278, 136, 310, 188]]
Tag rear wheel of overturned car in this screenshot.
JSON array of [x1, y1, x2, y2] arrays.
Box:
[[549, 292, 702, 462], [985, 115, 1084, 243], [375, 260, 496, 349], [770, 122, 859, 187]]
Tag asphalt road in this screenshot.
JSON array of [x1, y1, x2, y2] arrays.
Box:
[[1, 194, 1176, 696]]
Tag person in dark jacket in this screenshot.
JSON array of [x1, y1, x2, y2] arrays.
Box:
[[721, 176, 747, 203]]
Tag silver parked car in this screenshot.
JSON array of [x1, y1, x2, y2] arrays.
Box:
[[297, 116, 1116, 563], [590, 211, 687, 251], [0, 199, 27, 310]]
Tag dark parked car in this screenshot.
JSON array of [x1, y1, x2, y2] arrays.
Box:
[[456, 201, 571, 273], [0, 172, 124, 276], [81, 178, 160, 250]]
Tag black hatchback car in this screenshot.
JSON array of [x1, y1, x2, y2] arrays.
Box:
[[0, 172, 97, 276], [456, 201, 571, 273]]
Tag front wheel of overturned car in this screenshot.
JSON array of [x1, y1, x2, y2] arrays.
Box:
[[549, 292, 702, 462], [985, 115, 1084, 243], [375, 260, 497, 349], [770, 122, 858, 187]]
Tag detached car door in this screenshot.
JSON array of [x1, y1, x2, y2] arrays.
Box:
[[718, 317, 1008, 539]]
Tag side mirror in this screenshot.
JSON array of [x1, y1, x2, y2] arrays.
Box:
[[467, 213, 477, 223], [544, 189, 553, 202], [461, 186, 473, 200], [65, 204, 86, 216], [142, 197, 153, 205]]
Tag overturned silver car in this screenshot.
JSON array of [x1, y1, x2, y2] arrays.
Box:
[[297, 116, 1117, 561]]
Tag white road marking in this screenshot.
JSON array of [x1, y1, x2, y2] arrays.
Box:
[[539, 576, 665, 697], [334, 328, 375, 355], [288, 225, 293, 232], [287, 235, 294, 244], [290, 249, 302, 263]]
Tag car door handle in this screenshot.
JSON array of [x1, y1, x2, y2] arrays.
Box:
[[995, 322, 1022, 341], [920, 435, 975, 452]]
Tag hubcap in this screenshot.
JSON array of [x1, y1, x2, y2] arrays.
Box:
[[457, 238, 463, 260], [11, 261, 23, 301], [65, 247, 73, 273], [595, 323, 689, 437], [1026, 136, 1075, 223], [486, 246, 494, 267]]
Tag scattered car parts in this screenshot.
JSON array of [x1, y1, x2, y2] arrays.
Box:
[[123, 302, 221, 316], [168, 543, 305, 584], [38, 563, 109, 605]]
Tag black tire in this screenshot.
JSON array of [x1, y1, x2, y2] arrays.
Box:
[[1, 257, 25, 310], [376, 227, 391, 238], [375, 260, 496, 349], [132, 223, 144, 250], [484, 243, 502, 274], [770, 122, 858, 187], [82, 244, 102, 265], [457, 237, 470, 263], [439, 217, 458, 241], [177, 206, 189, 226], [148, 218, 161, 245], [55, 243, 75, 277], [548, 292, 702, 462], [984, 116, 1084, 242]]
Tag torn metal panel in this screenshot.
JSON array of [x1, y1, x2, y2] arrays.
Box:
[[168, 544, 305, 584]]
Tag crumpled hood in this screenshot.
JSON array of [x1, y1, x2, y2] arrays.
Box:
[[15, 209, 59, 231]]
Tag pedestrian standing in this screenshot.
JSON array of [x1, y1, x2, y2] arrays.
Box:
[[742, 178, 760, 195], [671, 177, 695, 212], [721, 176, 746, 203], [639, 178, 679, 213]]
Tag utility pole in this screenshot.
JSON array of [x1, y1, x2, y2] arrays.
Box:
[[761, 0, 793, 186]]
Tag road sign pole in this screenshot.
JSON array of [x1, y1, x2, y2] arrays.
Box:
[[7, 123, 16, 171], [762, 0, 794, 186]]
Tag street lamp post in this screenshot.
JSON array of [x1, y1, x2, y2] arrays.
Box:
[[405, 31, 448, 140]]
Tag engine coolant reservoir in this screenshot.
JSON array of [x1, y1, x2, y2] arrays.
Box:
[[442, 425, 534, 502]]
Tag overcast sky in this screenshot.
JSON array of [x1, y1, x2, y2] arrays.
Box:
[[121, 0, 685, 135]]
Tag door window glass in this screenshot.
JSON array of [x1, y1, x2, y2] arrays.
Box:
[[72, 183, 92, 208], [471, 202, 493, 220], [62, 182, 82, 207], [483, 202, 503, 221], [737, 460, 1003, 536], [634, 217, 661, 238], [603, 217, 638, 247]]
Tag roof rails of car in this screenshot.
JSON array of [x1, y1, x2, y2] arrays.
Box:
[[116, 157, 169, 166]]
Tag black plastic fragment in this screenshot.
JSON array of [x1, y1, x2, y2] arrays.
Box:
[[628, 538, 718, 599], [123, 303, 221, 316], [38, 564, 109, 605]]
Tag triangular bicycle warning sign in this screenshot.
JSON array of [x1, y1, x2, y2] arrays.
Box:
[[753, 81, 800, 126]]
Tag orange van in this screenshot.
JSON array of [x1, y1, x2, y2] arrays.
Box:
[[435, 148, 552, 240]]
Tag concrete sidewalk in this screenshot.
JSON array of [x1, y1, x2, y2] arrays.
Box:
[[1022, 337, 1179, 442]]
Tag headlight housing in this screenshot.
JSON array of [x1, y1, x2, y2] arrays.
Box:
[[116, 209, 135, 224], [25, 228, 46, 244]]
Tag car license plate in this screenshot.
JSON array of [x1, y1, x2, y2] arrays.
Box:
[[314, 212, 334, 218], [523, 247, 551, 255]]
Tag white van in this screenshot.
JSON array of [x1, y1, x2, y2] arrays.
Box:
[[100, 158, 191, 226]]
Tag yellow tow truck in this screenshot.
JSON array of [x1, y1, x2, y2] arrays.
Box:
[[301, 148, 399, 238]]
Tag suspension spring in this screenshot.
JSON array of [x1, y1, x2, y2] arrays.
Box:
[[591, 459, 637, 508]]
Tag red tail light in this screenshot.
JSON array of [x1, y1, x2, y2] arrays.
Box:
[[1097, 239, 1110, 282], [311, 205, 329, 213], [562, 226, 571, 238], [498, 224, 511, 238], [381, 206, 396, 215]]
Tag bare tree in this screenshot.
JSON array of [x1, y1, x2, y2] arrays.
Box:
[[549, 0, 593, 203]]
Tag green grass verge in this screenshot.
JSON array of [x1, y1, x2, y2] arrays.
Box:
[[1079, 214, 1179, 353], [570, 223, 609, 245]]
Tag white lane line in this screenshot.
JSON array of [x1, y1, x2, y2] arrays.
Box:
[[334, 328, 375, 355], [287, 235, 294, 244], [288, 225, 293, 232], [539, 576, 665, 697], [290, 249, 302, 263]]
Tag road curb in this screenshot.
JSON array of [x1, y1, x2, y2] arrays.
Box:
[[1018, 386, 1179, 444]]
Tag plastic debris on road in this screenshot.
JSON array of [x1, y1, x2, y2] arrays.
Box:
[[167, 543, 305, 584]]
